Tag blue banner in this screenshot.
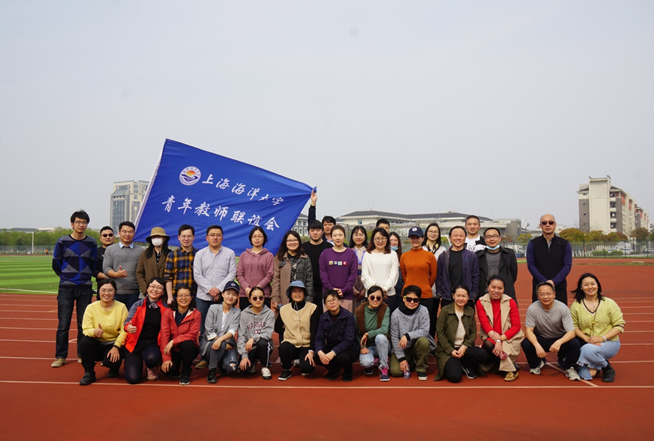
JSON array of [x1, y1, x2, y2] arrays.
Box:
[[135, 139, 312, 255]]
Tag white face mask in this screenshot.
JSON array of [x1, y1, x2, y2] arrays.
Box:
[[151, 238, 163, 247]]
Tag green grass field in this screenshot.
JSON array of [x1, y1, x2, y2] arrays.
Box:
[[0, 256, 60, 294]]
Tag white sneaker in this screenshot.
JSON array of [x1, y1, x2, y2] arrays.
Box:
[[565, 367, 580, 381], [529, 359, 546, 375], [261, 367, 272, 380]]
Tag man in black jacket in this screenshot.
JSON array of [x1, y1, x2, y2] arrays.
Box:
[[476, 227, 518, 303]]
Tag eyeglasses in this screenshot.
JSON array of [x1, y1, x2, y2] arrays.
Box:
[[120, 230, 135, 234], [149, 286, 164, 291], [101, 233, 114, 238], [374, 237, 387, 242], [368, 295, 382, 301], [74, 221, 88, 225], [179, 235, 194, 239], [176, 293, 192, 298], [404, 297, 420, 304], [251, 296, 264, 301], [541, 221, 555, 226], [325, 298, 340, 304], [485, 235, 500, 239], [208, 234, 223, 238]]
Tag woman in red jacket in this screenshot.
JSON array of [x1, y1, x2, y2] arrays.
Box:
[[124, 277, 167, 384], [160, 286, 201, 385]]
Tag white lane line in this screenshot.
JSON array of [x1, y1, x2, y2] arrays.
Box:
[[0, 289, 57, 294], [0, 327, 53, 331]]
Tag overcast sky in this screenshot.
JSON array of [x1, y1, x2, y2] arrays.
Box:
[[1, 1, 652, 232]]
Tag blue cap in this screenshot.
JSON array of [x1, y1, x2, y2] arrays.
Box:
[[408, 226, 424, 237]]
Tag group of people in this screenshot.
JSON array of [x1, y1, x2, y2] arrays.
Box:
[[51, 206, 625, 386]]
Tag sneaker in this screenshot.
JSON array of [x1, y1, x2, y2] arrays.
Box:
[[602, 362, 616, 383], [147, 368, 159, 381], [77, 358, 82, 364], [179, 373, 191, 385], [363, 368, 374, 376], [529, 359, 546, 375], [292, 359, 300, 368], [324, 371, 340, 381], [417, 371, 428, 381], [261, 367, 272, 380], [107, 368, 119, 379], [278, 369, 292, 381], [565, 367, 580, 381], [79, 372, 96, 386], [342, 373, 353, 382], [247, 364, 257, 375], [195, 360, 209, 369], [207, 368, 218, 384], [380, 367, 390, 382], [461, 365, 477, 380], [51, 358, 65, 368], [504, 371, 519, 382]]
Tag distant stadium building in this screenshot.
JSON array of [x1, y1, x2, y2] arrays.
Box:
[[578, 176, 650, 235], [110, 180, 149, 231]]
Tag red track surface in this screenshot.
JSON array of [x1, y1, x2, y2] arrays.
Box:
[[1, 259, 653, 440]]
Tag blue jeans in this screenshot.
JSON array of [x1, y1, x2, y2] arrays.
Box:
[[576, 339, 621, 379], [115, 293, 139, 312], [196, 297, 217, 336], [206, 340, 238, 373], [359, 334, 390, 369], [56, 286, 93, 359]]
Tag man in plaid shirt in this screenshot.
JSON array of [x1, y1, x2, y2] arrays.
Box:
[[164, 224, 198, 304]]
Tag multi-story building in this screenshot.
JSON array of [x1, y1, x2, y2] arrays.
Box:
[[578, 176, 650, 235], [110, 180, 149, 231]]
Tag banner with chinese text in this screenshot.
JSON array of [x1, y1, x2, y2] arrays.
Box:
[[135, 139, 312, 255]]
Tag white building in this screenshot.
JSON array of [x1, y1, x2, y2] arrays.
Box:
[[110, 180, 149, 231]]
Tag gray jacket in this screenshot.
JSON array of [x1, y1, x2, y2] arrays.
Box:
[[237, 305, 275, 357], [199, 304, 241, 356]]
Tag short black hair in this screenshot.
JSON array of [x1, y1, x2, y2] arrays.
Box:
[[308, 220, 323, 230], [100, 226, 113, 234], [376, 218, 390, 227], [97, 278, 117, 292], [487, 275, 505, 287], [465, 215, 480, 224], [536, 281, 555, 293], [206, 225, 223, 236], [449, 225, 466, 236], [178, 224, 195, 236], [70, 210, 90, 223], [402, 285, 421, 297], [451, 284, 470, 295], [323, 289, 340, 304], [248, 226, 268, 246], [484, 227, 501, 237], [367, 285, 384, 297], [322, 216, 336, 225], [119, 221, 135, 231]]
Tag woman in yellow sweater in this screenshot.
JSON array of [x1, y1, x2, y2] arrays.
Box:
[[570, 273, 625, 382], [78, 279, 128, 385]]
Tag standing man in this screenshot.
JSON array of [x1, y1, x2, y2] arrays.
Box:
[[164, 224, 198, 305], [303, 220, 333, 313], [307, 188, 336, 244], [476, 227, 518, 303], [193, 225, 237, 338], [526, 214, 572, 304], [436, 226, 480, 308], [103, 221, 143, 311], [93, 226, 114, 282], [464, 215, 486, 252], [521, 282, 580, 380], [51, 210, 97, 367], [376, 218, 390, 233]]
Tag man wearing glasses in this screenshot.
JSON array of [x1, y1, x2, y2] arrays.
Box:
[[51, 210, 98, 367], [103, 221, 143, 311], [526, 214, 572, 304], [476, 227, 518, 303]]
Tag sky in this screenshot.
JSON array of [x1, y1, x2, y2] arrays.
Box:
[[1, 0, 652, 231]]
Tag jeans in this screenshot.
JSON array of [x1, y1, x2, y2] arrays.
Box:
[[196, 297, 217, 336], [576, 339, 621, 379], [521, 334, 581, 370], [206, 340, 238, 373], [124, 344, 162, 384], [359, 334, 390, 369], [56, 286, 93, 359], [115, 293, 139, 312]]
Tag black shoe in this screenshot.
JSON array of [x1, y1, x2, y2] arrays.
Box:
[[363, 368, 374, 376], [107, 368, 119, 379], [180, 373, 191, 385], [79, 372, 96, 386], [602, 362, 616, 383], [207, 368, 218, 384], [462, 365, 477, 380], [343, 373, 353, 382], [325, 370, 341, 381], [278, 369, 292, 381]]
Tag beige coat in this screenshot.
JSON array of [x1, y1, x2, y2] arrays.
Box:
[[478, 293, 524, 372]]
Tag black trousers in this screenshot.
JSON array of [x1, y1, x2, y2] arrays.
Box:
[[169, 341, 198, 376], [441, 346, 488, 383], [278, 342, 315, 374], [246, 338, 273, 368], [124, 343, 161, 384], [314, 346, 359, 376], [78, 336, 122, 373], [521, 334, 580, 370]]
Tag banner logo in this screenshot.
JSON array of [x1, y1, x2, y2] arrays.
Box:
[[179, 166, 201, 186]]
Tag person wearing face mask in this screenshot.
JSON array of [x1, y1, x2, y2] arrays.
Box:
[[136, 227, 171, 298], [476, 227, 518, 303]]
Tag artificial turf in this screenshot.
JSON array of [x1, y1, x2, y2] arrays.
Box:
[[0, 256, 60, 294]]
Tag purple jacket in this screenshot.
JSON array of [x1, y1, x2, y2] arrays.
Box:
[[435, 248, 480, 301]]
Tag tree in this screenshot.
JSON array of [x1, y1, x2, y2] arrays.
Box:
[[517, 233, 532, 244], [605, 232, 624, 242], [630, 227, 650, 241], [585, 230, 606, 242], [559, 228, 585, 242]]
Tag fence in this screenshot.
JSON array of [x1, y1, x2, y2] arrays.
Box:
[[502, 240, 654, 259]]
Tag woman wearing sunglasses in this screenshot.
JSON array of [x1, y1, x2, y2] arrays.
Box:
[[355, 285, 391, 381], [238, 286, 275, 380]]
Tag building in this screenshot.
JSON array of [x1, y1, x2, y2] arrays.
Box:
[[110, 180, 149, 231], [292, 213, 309, 237], [578, 176, 650, 235], [336, 210, 522, 238]]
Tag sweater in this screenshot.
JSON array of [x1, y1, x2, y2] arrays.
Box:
[[319, 248, 359, 300], [302, 240, 333, 293], [237, 305, 275, 357], [400, 248, 437, 299], [52, 235, 98, 287], [390, 305, 437, 361], [103, 243, 143, 294], [570, 297, 625, 341], [361, 252, 399, 296], [236, 248, 274, 298], [82, 300, 128, 347]]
